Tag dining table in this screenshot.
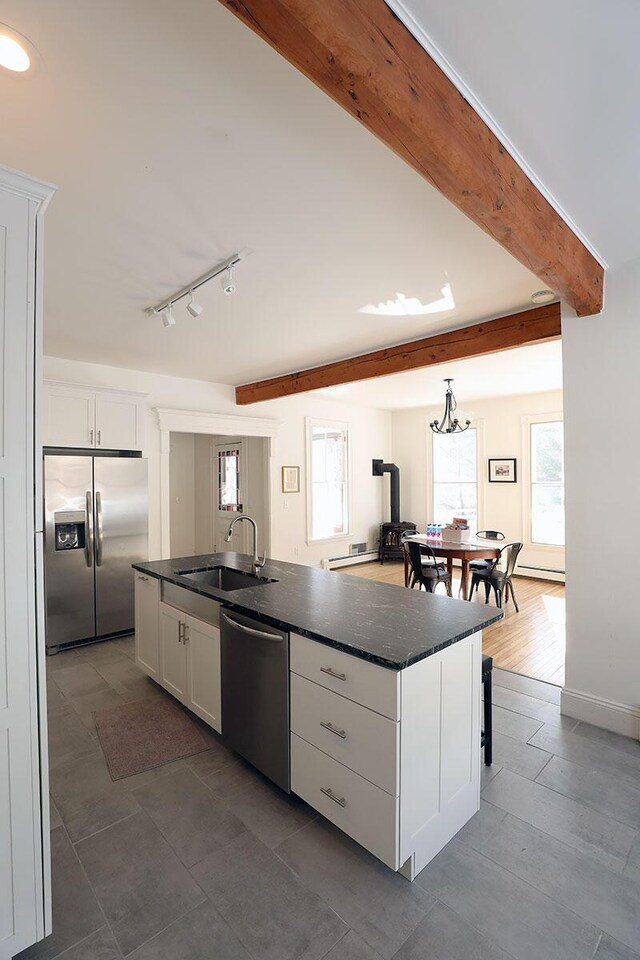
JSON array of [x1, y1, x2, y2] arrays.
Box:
[[404, 534, 501, 601]]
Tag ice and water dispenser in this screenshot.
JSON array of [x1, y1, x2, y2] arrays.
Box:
[[53, 510, 86, 551]]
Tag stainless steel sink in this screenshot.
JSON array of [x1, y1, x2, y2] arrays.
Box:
[[176, 565, 277, 591]]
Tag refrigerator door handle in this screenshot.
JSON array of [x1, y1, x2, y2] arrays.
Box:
[[85, 491, 94, 568], [95, 491, 104, 567]]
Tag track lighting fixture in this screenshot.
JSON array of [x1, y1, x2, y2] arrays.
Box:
[[221, 266, 235, 296], [187, 291, 203, 318], [146, 251, 247, 328]]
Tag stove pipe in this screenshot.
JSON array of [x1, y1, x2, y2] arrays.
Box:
[[372, 459, 400, 523]]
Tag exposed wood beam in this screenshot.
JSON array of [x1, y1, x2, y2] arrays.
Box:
[[236, 303, 561, 404], [220, 0, 603, 317]]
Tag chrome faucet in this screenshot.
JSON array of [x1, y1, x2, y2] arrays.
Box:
[[224, 514, 265, 575]]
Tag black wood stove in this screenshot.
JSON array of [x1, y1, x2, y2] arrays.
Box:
[[372, 459, 417, 563]]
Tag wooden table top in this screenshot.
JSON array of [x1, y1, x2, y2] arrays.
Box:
[[406, 535, 501, 558]]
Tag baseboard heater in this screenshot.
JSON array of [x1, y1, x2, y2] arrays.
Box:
[[322, 551, 378, 570], [518, 564, 565, 583]]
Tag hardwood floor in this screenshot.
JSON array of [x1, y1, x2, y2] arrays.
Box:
[[337, 561, 566, 686]]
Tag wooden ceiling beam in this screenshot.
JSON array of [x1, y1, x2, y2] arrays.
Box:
[[220, 0, 603, 317], [235, 302, 561, 404]]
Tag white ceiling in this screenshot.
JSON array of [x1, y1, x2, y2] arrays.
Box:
[[391, 0, 639, 270], [0, 0, 544, 386], [313, 340, 563, 410]]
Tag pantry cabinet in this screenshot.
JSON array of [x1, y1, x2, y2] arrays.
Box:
[[43, 381, 145, 450]]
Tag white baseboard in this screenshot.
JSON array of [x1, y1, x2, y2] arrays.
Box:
[[322, 552, 378, 570], [561, 687, 640, 739]]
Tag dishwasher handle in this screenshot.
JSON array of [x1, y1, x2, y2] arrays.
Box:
[[221, 610, 284, 642]]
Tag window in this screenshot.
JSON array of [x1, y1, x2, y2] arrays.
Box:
[[217, 446, 242, 512], [531, 421, 564, 545], [432, 429, 478, 531], [307, 420, 350, 540]]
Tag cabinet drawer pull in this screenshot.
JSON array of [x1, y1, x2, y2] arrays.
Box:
[[183, 624, 190, 643], [320, 666, 347, 681], [320, 720, 347, 739], [320, 786, 346, 807], [137, 574, 149, 582], [90, 428, 94, 445], [178, 622, 184, 644], [97, 429, 102, 446]]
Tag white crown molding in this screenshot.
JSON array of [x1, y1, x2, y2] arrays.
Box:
[[0, 163, 57, 212], [384, 0, 608, 270], [561, 687, 640, 739], [44, 379, 148, 400], [155, 406, 281, 438]]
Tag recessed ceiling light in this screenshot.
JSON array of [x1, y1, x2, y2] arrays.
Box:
[[0, 24, 36, 74], [530, 289, 556, 305], [359, 282, 455, 317]]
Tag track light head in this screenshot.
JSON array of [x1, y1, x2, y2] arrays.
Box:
[[221, 266, 235, 296], [161, 305, 176, 328], [187, 291, 203, 318]]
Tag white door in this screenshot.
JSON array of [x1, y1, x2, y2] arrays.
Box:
[[158, 602, 187, 702], [95, 394, 139, 450], [134, 574, 159, 679], [43, 385, 95, 448], [214, 441, 245, 551], [0, 171, 54, 958], [185, 616, 221, 732]]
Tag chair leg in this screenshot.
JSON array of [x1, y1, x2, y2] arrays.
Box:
[[508, 579, 520, 613], [483, 669, 493, 766], [446, 577, 452, 598], [495, 585, 503, 608], [484, 580, 491, 604]]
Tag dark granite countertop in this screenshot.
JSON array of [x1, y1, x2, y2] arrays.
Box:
[[133, 552, 503, 670]]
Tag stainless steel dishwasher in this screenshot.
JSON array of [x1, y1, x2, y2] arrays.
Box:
[[220, 608, 290, 792]]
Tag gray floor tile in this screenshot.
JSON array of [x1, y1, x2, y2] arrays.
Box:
[[529, 725, 640, 788], [493, 668, 561, 704], [491, 705, 543, 742], [106, 635, 135, 660], [537, 755, 640, 831], [93, 657, 162, 702], [191, 830, 347, 960], [205, 757, 316, 848], [69, 687, 126, 735], [595, 934, 640, 960], [50, 750, 141, 842], [476, 815, 640, 953], [492, 685, 564, 727], [491, 731, 551, 780], [320, 931, 384, 960], [119, 757, 188, 792], [75, 810, 205, 956], [625, 837, 640, 882], [481, 763, 502, 788], [276, 818, 434, 959], [393, 900, 511, 960], [185, 739, 237, 779], [127, 900, 251, 960], [50, 795, 63, 831], [47, 678, 68, 717], [415, 839, 600, 960], [482, 767, 638, 871], [46, 648, 86, 672], [14, 827, 104, 960], [455, 800, 507, 851], [573, 722, 640, 758], [77, 642, 129, 667], [52, 663, 110, 699], [54, 926, 122, 959], [48, 706, 101, 771], [133, 766, 246, 867]]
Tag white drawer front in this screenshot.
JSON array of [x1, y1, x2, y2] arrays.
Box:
[[290, 633, 399, 720], [291, 734, 398, 869], [290, 674, 399, 795]]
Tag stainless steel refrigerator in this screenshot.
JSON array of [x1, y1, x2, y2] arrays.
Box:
[[44, 453, 148, 651]]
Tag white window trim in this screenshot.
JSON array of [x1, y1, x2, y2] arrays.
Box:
[[305, 416, 352, 544], [521, 412, 564, 552], [426, 418, 485, 533]]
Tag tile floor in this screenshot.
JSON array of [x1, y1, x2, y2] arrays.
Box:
[[16, 637, 640, 960]]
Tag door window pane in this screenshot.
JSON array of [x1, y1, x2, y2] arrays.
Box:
[[432, 430, 478, 530], [218, 447, 242, 512]]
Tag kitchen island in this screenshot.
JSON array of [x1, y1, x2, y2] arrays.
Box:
[[132, 551, 502, 880]]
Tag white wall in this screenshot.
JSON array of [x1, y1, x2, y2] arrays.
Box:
[[43, 356, 392, 566], [562, 258, 640, 736], [392, 390, 564, 573], [169, 432, 196, 556]]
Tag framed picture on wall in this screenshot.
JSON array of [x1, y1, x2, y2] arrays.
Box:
[[488, 458, 517, 483], [281, 465, 300, 493]]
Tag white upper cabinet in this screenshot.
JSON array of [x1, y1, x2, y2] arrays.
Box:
[[43, 382, 145, 450]]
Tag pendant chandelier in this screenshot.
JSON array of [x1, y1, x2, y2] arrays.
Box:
[[429, 379, 471, 434]]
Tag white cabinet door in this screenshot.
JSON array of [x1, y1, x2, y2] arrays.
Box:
[[185, 616, 221, 732], [158, 602, 187, 703], [95, 394, 140, 450], [43, 386, 95, 448], [0, 170, 55, 959], [134, 574, 159, 679]]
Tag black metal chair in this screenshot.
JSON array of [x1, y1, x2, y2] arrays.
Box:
[[401, 530, 439, 588], [407, 541, 452, 596], [482, 655, 493, 765], [470, 530, 506, 576], [469, 541, 523, 611]]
